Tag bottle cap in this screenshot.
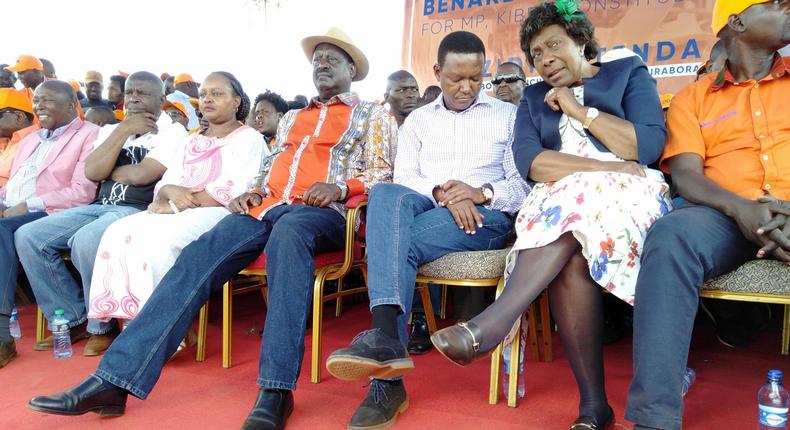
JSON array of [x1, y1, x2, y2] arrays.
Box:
[[769, 369, 783, 381], [54, 309, 65, 316]]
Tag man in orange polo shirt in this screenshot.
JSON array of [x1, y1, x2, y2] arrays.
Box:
[[626, 2, 790, 429], [0, 88, 38, 186], [28, 28, 397, 430]]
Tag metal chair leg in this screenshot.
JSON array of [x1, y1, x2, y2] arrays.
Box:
[[222, 282, 232, 368], [196, 301, 209, 362], [36, 306, 46, 343], [311, 268, 330, 384], [507, 327, 521, 408], [335, 277, 344, 318], [489, 343, 502, 405]]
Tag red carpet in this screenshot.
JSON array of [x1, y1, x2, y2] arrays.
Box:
[[0, 296, 784, 430]]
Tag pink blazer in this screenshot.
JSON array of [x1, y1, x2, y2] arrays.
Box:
[[0, 119, 99, 213]]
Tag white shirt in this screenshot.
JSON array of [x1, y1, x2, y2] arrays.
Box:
[[394, 91, 530, 214]]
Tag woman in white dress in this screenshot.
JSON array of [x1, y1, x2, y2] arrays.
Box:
[[431, 2, 671, 429], [88, 72, 267, 322]]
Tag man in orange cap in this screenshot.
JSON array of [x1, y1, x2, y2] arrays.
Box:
[[0, 89, 38, 186], [627, 1, 790, 429], [4, 55, 45, 91], [80, 71, 113, 110], [173, 73, 199, 98]]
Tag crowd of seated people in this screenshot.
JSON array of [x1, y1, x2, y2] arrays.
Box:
[[0, 1, 788, 430]]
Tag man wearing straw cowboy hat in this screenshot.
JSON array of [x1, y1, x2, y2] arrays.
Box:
[[26, 27, 396, 430]]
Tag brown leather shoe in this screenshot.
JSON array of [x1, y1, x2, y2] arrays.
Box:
[[35, 322, 89, 351], [430, 321, 489, 366], [0, 341, 17, 368], [83, 327, 120, 357]]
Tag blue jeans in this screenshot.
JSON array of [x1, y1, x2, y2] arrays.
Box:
[[94, 204, 346, 398], [625, 204, 757, 430], [15, 204, 140, 334], [366, 183, 514, 345], [0, 211, 48, 317]]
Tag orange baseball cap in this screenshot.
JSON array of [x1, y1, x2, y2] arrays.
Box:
[[163, 99, 189, 118], [4, 55, 44, 72], [84, 70, 103, 84], [117, 70, 130, 78], [174, 73, 195, 85], [711, 0, 763, 35], [0, 88, 34, 114], [67, 80, 82, 93], [660, 93, 674, 110]]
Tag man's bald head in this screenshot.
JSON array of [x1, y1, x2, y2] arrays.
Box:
[[125, 71, 165, 117], [39, 80, 76, 102], [127, 71, 164, 97]]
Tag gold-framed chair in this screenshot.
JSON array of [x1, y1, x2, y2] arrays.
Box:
[[700, 259, 790, 354], [195, 195, 369, 384], [413, 249, 552, 407]]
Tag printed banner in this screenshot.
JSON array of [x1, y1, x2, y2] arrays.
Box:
[[402, 0, 717, 96]]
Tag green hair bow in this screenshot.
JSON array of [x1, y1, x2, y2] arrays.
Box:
[[551, 0, 582, 22]]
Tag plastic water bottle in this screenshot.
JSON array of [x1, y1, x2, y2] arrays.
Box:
[[758, 369, 790, 429], [50, 309, 72, 359], [681, 367, 696, 397], [501, 327, 526, 399], [9, 307, 21, 339]]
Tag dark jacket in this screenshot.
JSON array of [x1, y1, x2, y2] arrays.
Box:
[[513, 55, 666, 184]]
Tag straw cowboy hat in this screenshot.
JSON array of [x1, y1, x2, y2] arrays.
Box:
[[301, 27, 369, 81]]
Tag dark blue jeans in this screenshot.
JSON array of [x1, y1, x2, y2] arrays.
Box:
[[365, 183, 514, 345], [94, 204, 346, 398], [0, 211, 47, 318], [625, 204, 757, 430]]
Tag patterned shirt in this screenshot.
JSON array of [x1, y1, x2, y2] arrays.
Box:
[[4, 118, 77, 210], [92, 114, 187, 209], [394, 92, 530, 214], [248, 92, 397, 220]]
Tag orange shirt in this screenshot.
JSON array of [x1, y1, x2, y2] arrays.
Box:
[[661, 55, 790, 200], [0, 124, 39, 186], [248, 93, 396, 220]]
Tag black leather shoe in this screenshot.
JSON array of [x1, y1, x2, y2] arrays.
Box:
[[348, 379, 408, 430], [326, 329, 414, 381], [431, 321, 489, 366], [407, 313, 433, 355], [241, 389, 294, 430], [28, 375, 127, 416]]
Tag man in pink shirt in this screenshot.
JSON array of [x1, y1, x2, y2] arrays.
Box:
[[0, 80, 98, 369]]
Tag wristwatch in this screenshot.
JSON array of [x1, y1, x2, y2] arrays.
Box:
[[480, 185, 494, 203], [583, 107, 599, 129]]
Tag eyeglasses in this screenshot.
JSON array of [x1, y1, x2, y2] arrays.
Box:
[[492, 74, 525, 85]]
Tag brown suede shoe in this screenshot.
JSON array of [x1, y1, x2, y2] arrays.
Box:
[[83, 329, 120, 357], [0, 341, 17, 368], [35, 322, 89, 351]]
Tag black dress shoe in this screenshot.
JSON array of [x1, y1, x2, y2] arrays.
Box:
[[348, 379, 408, 430], [28, 375, 127, 416], [241, 389, 294, 430], [407, 312, 433, 355], [326, 329, 414, 381]]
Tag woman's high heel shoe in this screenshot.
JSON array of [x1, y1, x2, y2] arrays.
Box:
[[430, 321, 491, 366]]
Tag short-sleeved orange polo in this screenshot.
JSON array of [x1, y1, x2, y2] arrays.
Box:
[[661, 55, 790, 200]]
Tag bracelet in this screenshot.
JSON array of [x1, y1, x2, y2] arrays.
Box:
[[168, 200, 180, 214]]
